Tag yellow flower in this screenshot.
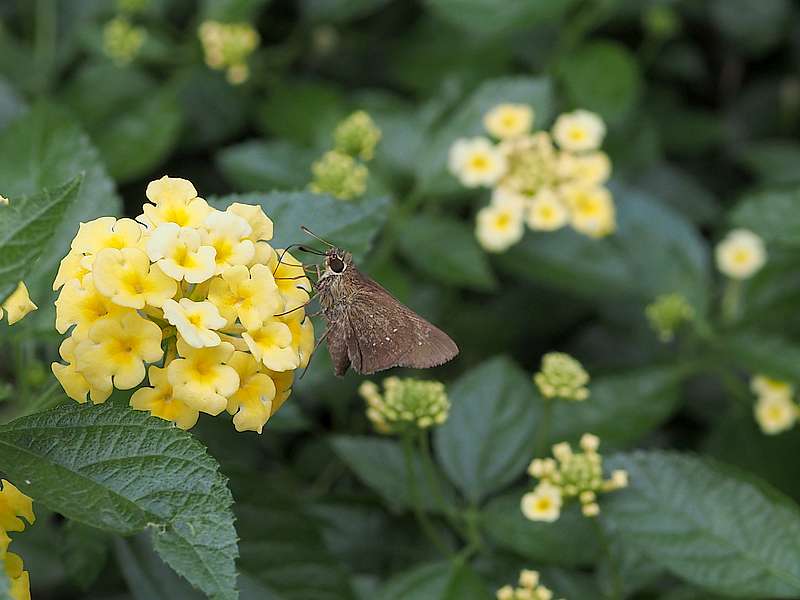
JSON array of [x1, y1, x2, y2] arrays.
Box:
[[483, 103, 534, 140], [1, 282, 37, 325], [552, 109, 606, 152], [226, 351, 277, 433], [162, 298, 226, 348], [284, 313, 315, 369], [475, 202, 524, 253], [557, 151, 611, 185], [0, 481, 34, 534], [715, 228, 766, 280], [754, 394, 797, 435], [55, 275, 128, 336], [53, 250, 91, 290], [70, 217, 144, 259], [227, 203, 273, 242], [243, 321, 299, 372], [208, 264, 282, 330], [5, 552, 30, 600], [449, 137, 507, 188], [202, 210, 256, 273], [265, 368, 293, 414], [562, 184, 615, 238], [521, 482, 562, 522], [751, 374, 793, 400], [271, 251, 312, 313], [139, 176, 212, 229], [168, 340, 239, 415], [75, 312, 163, 391], [526, 189, 568, 232], [130, 365, 199, 430], [52, 333, 112, 404], [92, 248, 177, 309], [146, 223, 217, 283]]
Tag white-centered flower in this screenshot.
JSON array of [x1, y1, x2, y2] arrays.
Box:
[[526, 188, 569, 231], [448, 137, 507, 188], [521, 482, 562, 522], [715, 228, 766, 280], [476, 202, 525, 253], [163, 298, 227, 348], [202, 210, 256, 273], [552, 109, 606, 152], [483, 103, 534, 140], [755, 394, 797, 435]]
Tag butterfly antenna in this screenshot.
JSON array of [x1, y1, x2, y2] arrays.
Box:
[[273, 244, 316, 275], [297, 245, 327, 256], [301, 226, 336, 248]]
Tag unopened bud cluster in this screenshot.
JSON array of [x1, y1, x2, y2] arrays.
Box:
[[521, 434, 627, 522], [496, 569, 564, 600], [359, 377, 449, 434], [645, 293, 695, 342], [103, 17, 147, 66], [534, 352, 589, 401], [198, 21, 260, 84]]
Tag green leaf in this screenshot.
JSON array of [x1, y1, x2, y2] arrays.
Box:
[[330, 435, 456, 513], [201, 0, 270, 20], [0, 175, 82, 301], [216, 140, 316, 192], [62, 521, 111, 590], [718, 329, 800, 381], [417, 77, 553, 197], [396, 215, 495, 291], [630, 163, 720, 225], [434, 356, 538, 504], [423, 0, 574, 38], [709, 0, 791, 56], [209, 192, 390, 261], [378, 561, 491, 600], [500, 183, 710, 311], [736, 140, 800, 185], [558, 41, 642, 123], [0, 77, 25, 132], [549, 365, 687, 447], [0, 402, 238, 600], [482, 491, 599, 566], [730, 187, 800, 247], [604, 451, 800, 596], [0, 102, 121, 297]]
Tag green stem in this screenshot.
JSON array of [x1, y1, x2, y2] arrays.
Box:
[[721, 278, 743, 324], [402, 433, 451, 556], [593, 518, 622, 600], [418, 430, 469, 538], [534, 398, 553, 457]]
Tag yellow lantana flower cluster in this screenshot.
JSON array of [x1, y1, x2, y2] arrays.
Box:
[[534, 352, 590, 401], [359, 377, 449, 434], [645, 292, 695, 342], [198, 21, 260, 85], [496, 569, 564, 600], [521, 434, 627, 522], [103, 16, 147, 66], [0, 283, 37, 326], [51, 175, 314, 433], [449, 103, 615, 253], [311, 111, 382, 201], [751, 375, 798, 435], [0, 480, 34, 600]]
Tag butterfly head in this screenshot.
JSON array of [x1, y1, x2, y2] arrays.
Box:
[[324, 248, 353, 276]]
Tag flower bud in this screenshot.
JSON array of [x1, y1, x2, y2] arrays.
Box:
[[334, 111, 382, 161], [534, 352, 590, 401], [310, 150, 368, 200], [646, 293, 695, 342], [359, 377, 449, 434], [103, 17, 146, 66]]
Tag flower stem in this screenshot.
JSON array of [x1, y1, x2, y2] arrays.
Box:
[[721, 278, 742, 324], [534, 397, 553, 457], [593, 518, 623, 600], [417, 430, 469, 539]]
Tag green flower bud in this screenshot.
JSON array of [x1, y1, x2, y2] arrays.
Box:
[[643, 4, 680, 39], [103, 17, 147, 66], [534, 352, 589, 401], [646, 293, 695, 342], [359, 377, 449, 434], [310, 150, 368, 200], [334, 111, 382, 161], [198, 21, 260, 84]]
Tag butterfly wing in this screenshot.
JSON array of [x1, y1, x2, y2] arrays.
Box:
[[326, 318, 352, 377], [342, 270, 459, 375]]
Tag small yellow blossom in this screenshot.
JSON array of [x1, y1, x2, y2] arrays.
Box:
[[208, 264, 282, 330], [162, 299, 227, 348], [202, 210, 256, 273], [557, 151, 611, 185], [70, 217, 144, 259], [310, 150, 368, 200], [562, 184, 616, 238], [754, 394, 797, 434], [271, 251, 312, 313], [92, 248, 177, 309], [483, 103, 534, 140], [198, 20, 260, 85], [168, 340, 239, 415], [130, 365, 199, 430], [334, 110, 382, 161], [495, 568, 563, 600], [75, 312, 163, 391], [534, 352, 590, 401], [243, 321, 299, 372], [55, 275, 128, 336], [645, 293, 695, 342], [526, 189, 569, 232], [53, 251, 91, 290], [227, 203, 273, 242], [139, 176, 212, 229], [283, 313, 315, 369], [521, 481, 562, 522], [715, 229, 766, 280], [146, 223, 217, 283], [52, 334, 112, 404], [448, 137, 508, 188], [359, 377, 449, 434], [226, 351, 277, 433], [552, 109, 606, 152], [1, 283, 37, 325], [475, 202, 525, 253], [0, 480, 34, 600], [751, 374, 793, 400], [103, 16, 146, 66]]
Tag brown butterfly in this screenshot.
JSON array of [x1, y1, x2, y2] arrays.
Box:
[[298, 229, 459, 377]]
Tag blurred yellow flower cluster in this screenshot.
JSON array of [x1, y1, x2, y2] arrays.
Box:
[[521, 434, 627, 522], [0, 283, 36, 326], [534, 352, 589, 401], [311, 111, 381, 201], [359, 377, 449, 434], [198, 21, 260, 84], [645, 292, 695, 342], [449, 103, 615, 253], [103, 17, 147, 66], [51, 176, 314, 433], [0, 480, 34, 600], [751, 375, 798, 435], [496, 569, 564, 600], [715, 228, 766, 280]]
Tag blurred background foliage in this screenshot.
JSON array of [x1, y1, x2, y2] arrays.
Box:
[[2, 0, 800, 598]]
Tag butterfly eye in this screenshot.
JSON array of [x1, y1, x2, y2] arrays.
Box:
[[329, 256, 345, 273]]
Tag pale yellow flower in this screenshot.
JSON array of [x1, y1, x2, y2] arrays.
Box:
[[55, 275, 129, 336], [202, 210, 256, 273], [715, 228, 766, 280], [755, 394, 797, 435], [70, 217, 144, 259], [162, 298, 227, 348], [483, 103, 534, 140], [448, 137, 507, 188], [271, 251, 312, 313], [146, 223, 217, 283], [1, 283, 37, 325], [526, 189, 569, 232], [751, 374, 793, 400], [552, 109, 606, 152], [475, 202, 525, 253], [562, 184, 615, 238], [139, 176, 211, 229], [557, 151, 611, 185], [130, 365, 199, 430], [226, 351, 277, 433], [207, 264, 282, 330], [283, 313, 315, 369], [168, 340, 239, 415], [227, 203, 273, 242], [521, 482, 562, 522], [52, 333, 113, 405], [243, 321, 299, 372], [53, 250, 91, 290], [92, 247, 177, 309]]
